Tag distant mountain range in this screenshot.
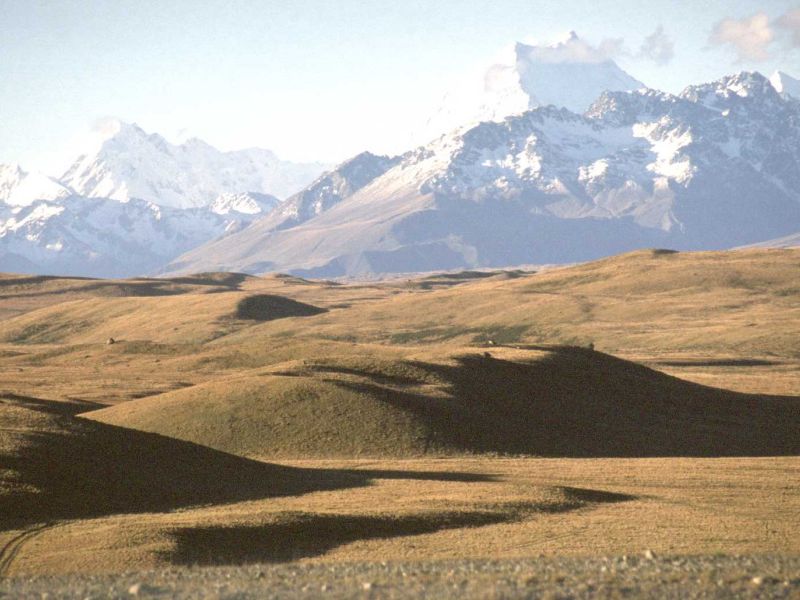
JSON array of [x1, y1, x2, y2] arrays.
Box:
[[165, 71, 800, 278], [0, 123, 327, 276], [2, 34, 799, 278]]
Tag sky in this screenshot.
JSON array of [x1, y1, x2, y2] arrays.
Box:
[[1, 0, 799, 173]]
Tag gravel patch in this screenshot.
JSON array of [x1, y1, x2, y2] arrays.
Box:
[[2, 554, 800, 599]]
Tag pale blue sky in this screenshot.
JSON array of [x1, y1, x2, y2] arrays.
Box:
[[1, 0, 798, 172]]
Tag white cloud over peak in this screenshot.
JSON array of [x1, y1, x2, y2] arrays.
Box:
[[519, 28, 674, 66], [710, 12, 773, 61], [520, 31, 625, 64], [710, 8, 800, 62]]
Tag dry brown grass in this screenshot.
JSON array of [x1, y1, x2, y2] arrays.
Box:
[[3, 440, 798, 575], [84, 345, 800, 458], [0, 248, 798, 576]]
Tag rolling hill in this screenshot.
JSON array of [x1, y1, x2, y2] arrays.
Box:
[[84, 345, 800, 458]]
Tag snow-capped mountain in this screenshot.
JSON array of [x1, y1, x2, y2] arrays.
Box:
[[0, 120, 326, 276], [60, 120, 328, 208], [424, 32, 644, 141], [0, 163, 73, 206], [0, 192, 281, 278], [164, 71, 800, 278], [769, 71, 800, 100]]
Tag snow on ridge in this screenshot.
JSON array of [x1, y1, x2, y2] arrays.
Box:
[[769, 71, 800, 100], [0, 163, 73, 207], [59, 120, 329, 209]]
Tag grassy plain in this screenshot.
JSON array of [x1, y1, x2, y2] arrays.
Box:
[[0, 248, 798, 577]]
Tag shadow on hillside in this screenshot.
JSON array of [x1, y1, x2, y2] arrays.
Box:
[[165, 490, 633, 565], [0, 395, 492, 531], [332, 346, 800, 457], [164, 272, 252, 289], [235, 294, 327, 321], [0, 275, 77, 288], [0, 272, 251, 301]]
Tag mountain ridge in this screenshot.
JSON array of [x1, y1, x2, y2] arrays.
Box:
[[164, 70, 800, 278], [3, 64, 800, 278], [59, 120, 329, 208]]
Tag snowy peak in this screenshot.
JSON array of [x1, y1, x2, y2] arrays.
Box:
[[505, 31, 646, 111], [680, 71, 783, 110], [0, 163, 72, 207], [0, 164, 25, 200], [770, 71, 800, 100], [59, 120, 328, 209], [424, 32, 644, 140], [209, 192, 281, 216]]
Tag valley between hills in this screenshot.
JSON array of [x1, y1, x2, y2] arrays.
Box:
[[0, 247, 798, 595]]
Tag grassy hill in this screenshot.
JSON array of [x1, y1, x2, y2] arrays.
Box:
[[1, 248, 800, 575], [85, 345, 800, 458]]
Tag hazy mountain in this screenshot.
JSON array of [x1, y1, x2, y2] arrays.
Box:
[[60, 120, 328, 208], [424, 32, 644, 140], [0, 122, 325, 276], [164, 71, 800, 278]]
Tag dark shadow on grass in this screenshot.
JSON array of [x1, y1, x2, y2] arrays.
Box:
[[329, 346, 800, 457], [165, 493, 619, 566], [0, 393, 100, 416], [235, 294, 327, 322], [0, 275, 93, 288], [0, 272, 251, 301], [167, 512, 510, 565], [308, 364, 424, 386], [0, 395, 496, 531], [161, 272, 252, 289], [560, 487, 637, 504]]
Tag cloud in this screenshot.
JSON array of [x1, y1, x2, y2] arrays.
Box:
[[638, 26, 675, 65], [521, 29, 674, 66], [776, 8, 800, 47], [521, 31, 626, 64], [710, 12, 774, 61]]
